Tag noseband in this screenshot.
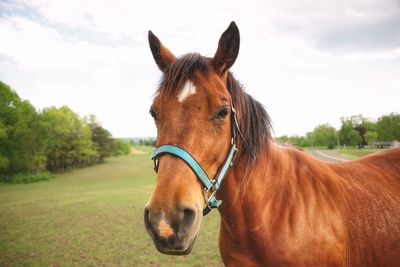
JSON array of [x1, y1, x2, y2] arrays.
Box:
[[151, 106, 247, 216]]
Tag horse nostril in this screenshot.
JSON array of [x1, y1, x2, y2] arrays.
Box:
[[181, 207, 196, 231], [144, 205, 198, 242], [144, 207, 152, 233]]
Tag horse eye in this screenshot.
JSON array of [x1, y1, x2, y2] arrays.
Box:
[[149, 108, 157, 120], [215, 107, 229, 120]]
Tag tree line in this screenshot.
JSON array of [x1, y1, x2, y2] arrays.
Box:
[[277, 114, 400, 149], [129, 138, 156, 147], [0, 81, 131, 183]]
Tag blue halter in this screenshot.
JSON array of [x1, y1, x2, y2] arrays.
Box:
[[151, 107, 240, 216]]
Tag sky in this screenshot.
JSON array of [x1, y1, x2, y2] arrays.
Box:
[[0, 0, 399, 138]]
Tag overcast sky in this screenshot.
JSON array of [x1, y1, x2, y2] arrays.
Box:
[[1, 0, 399, 138]]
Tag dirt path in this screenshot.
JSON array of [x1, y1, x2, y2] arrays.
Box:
[[131, 148, 146, 155]]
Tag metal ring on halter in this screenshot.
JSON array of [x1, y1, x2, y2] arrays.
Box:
[[202, 179, 216, 202], [153, 158, 159, 172]]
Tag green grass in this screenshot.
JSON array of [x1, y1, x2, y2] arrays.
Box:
[[338, 148, 384, 159], [0, 149, 223, 266]]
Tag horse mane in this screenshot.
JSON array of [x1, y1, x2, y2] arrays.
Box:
[[226, 72, 273, 162], [157, 53, 273, 170]]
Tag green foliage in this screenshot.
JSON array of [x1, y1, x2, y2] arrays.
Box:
[[0, 155, 10, 172], [114, 139, 131, 155], [365, 130, 378, 144], [278, 112, 397, 149], [376, 113, 400, 141], [0, 81, 38, 176], [0, 81, 121, 182], [276, 135, 310, 147], [1, 172, 54, 183], [138, 138, 156, 147], [327, 142, 335, 150], [308, 124, 337, 149], [339, 115, 377, 146], [87, 116, 115, 162], [277, 124, 337, 149], [39, 106, 98, 171]]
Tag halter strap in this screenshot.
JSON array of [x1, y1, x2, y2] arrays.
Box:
[[151, 143, 237, 215], [151, 145, 213, 190], [151, 106, 240, 216]]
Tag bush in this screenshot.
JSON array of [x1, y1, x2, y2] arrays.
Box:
[[327, 142, 336, 150], [114, 139, 131, 156], [1, 172, 54, 184]]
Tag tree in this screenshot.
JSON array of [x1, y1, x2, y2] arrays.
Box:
[[39, 106, 97, 171], [87, 116, 115, 162], [68, 117, 98, 167], [139, 138, 156, 147], [365, 131, 378, 144], [376, 113, 400, 141], [308, 124, 337, 149], [276, 135, 289, 144], [339, 115, 376, 146], [276, 135, 311, 147], [0, 81, 39, 177], [0, 121, 9, 173], [276, 113, 398, 149], [114, 139, 131, 155], [0, 80, 120, 182]]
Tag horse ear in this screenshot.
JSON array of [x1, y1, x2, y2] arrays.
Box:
[[148, 31, 176, 72], [212, 22, 240, 74]]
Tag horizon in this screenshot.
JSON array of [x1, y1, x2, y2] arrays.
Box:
[[4, 80, 398, 139]]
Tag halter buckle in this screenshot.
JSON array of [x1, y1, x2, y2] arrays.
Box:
[[202, 180, 215, 202], [153, 157, 159, 173]]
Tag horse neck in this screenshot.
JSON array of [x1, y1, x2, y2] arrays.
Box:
[[217, 141, 338, 237], [218, 141, 288, 208]]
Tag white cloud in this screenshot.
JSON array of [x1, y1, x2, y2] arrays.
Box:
[[1, 0, 399, 138], [0, 15, 144, 75]]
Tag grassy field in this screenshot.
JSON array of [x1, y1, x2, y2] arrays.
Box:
[[0, 147, 223, 266], [338, 148, 384, 159]]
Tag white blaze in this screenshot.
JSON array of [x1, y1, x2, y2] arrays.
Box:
[[177, 80, 197, 102]]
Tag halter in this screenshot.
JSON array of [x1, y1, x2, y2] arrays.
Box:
[[151, 106, 243, 216]]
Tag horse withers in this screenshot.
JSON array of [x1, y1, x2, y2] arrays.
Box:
[[143, 22, 400, 266]]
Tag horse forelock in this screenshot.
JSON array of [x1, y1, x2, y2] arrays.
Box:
[[156, 53, 210, 100]]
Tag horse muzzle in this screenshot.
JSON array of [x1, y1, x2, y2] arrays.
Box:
[[144, 205, 201, 255]]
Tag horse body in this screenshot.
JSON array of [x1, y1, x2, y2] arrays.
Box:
[[144, 22, 400, 266], [218, 144, 400, 266]]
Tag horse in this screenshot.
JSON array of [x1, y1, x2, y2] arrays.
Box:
[[143, 22, 400, 266]]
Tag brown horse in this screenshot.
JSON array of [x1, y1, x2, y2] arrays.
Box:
[[144, 22, 400, 266]]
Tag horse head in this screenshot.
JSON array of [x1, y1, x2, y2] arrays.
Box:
[[144, 22, 240, 255]]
